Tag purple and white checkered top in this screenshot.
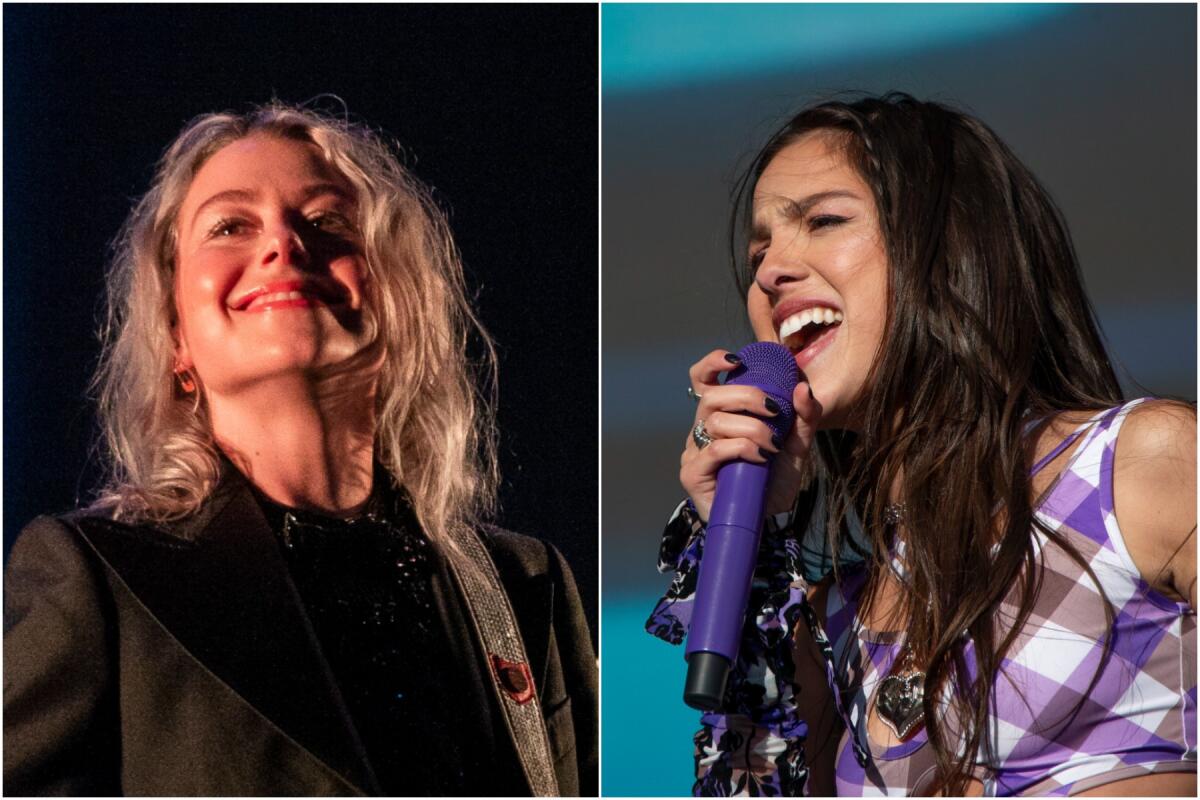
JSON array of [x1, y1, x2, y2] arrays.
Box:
[[826, 399, 1197, 796]]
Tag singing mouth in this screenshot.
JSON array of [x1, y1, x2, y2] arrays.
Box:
[[777, 305, 843, 354]]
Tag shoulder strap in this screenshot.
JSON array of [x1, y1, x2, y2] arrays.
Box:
[[1030, 425, 1091, 476], [444, 525, 560, 797], [1029, 403, 1132, 477]]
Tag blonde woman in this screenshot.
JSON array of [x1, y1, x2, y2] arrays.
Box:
[[4, 103, 596, 797]]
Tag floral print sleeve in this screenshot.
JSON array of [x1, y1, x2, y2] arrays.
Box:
[[646, 501, 816, 796]]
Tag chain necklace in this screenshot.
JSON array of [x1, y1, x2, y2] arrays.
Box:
[[875, 502, 927, 741]]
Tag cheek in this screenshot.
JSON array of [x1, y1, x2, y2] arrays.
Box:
[[176, 251, 242, 310], [174, 256, 241, 348], [843, 258, 890, 357], [747, 287, 775, 341], [855, 251, 889, 330], [330, 257, 370, 305]]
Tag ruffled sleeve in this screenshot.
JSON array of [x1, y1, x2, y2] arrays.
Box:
[[645, 501, 707, 645], [645, 502, 815, 796]]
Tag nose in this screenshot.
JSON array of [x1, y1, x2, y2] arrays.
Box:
[[258, 217, 310, 270], [753, 244, 808, 297]]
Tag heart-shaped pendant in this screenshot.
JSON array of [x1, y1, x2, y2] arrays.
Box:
[[877, 671, 925, 740]]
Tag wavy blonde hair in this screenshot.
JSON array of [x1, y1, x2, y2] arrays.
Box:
[[91, 100, 499, 550]]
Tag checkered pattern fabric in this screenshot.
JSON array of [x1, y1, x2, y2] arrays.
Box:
[[826, 399, 1196, 795], [648, 399, 1196, 796]]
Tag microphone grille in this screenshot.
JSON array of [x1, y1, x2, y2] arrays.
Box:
[[727, 342, 800, 394], [724, 342, 800, 439]]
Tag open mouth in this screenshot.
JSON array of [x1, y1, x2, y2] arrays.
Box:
[[778, 306, 843, 355]]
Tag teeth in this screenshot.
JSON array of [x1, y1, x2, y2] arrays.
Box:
[[777, 306, 843, 341], [246, 290, 322, 308]]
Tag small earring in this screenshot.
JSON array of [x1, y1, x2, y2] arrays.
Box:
[[175, 368, 197, 394]]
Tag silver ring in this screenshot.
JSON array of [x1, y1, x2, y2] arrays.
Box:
[[687, 386, 703, 403], [692, 419, 712, 449]]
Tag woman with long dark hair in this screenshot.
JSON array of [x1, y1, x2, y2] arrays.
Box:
[[648, 93, 1194, 796], [4, 102, 597, 796]]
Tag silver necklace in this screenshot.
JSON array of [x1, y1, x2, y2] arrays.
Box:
[[877, 645, 926, 740], [875, 501, 926, 740]]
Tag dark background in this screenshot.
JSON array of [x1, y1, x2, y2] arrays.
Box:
[[3, 4, 599, 640]]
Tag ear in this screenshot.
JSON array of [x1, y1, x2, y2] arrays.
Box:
[[171, 319, 194, 373]]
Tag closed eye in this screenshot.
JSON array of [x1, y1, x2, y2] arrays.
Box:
[[748, 245, 768, 272], [809, 214, 849, 231], [749, 218, 846, 267], [744, 237, 772, 272]]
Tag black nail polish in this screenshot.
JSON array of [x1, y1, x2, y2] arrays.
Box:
[[724, 353, 741, 365], [771, 433, 784, 449], [758, 447, 773, 459], [764, 396, 781, 414], [808, 385, 815, 400]]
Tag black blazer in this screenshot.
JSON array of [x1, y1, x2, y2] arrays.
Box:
[[3, 467, 597, 796]]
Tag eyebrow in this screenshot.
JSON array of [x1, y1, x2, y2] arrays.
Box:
[[750, 189, 861, 242], [188, 182, 354, 233]]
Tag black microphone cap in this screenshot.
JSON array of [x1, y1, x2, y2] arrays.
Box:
[[683, 651, 730, 711]]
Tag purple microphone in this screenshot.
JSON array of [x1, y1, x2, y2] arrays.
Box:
[[684, 342, 799, 710]]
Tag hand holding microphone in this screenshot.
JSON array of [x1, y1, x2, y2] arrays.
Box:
[[681, 347, 823, 524], [679, 342, 822, 710]]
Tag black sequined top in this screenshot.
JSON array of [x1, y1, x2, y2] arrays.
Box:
[[254, 482, 484, 796]]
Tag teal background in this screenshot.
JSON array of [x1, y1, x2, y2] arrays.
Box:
[[601, 4, 1196, 796], [603, 4, 1068, 93]]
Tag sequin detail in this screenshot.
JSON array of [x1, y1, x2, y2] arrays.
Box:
[[263, 491, 474, 796]]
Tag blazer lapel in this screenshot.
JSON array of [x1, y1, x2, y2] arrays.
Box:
[[75, 467, 379, 795]]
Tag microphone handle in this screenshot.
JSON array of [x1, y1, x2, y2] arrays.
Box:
[[683, 459, 769, 710]]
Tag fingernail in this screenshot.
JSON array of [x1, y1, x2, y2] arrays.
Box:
[[758, 447, 773, 459], [764, 396, 781, 414], [808, 385, 815, 400], [771, 433, 784, 449], [724, 353, 741, 365]]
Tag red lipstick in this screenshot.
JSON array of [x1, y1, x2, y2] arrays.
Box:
[[230, 279, 347, 313]]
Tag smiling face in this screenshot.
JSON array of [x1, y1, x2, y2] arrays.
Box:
[[173, 133, 375, 396], [747, 132, 890, 430]]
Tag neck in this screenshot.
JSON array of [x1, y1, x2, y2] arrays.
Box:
[[207, 372, 378, 517]]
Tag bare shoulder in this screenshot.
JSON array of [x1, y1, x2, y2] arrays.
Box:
[[1029, 409, 1105, 496], [1112, 400, 1196, 607], [1119, 399, 1196, 458]]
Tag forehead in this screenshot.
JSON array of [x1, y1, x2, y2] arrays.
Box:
[[753, 132, 865, 208], [181, 134, 351, 210]]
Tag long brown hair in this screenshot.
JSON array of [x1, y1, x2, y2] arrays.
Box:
[[732, 93, 1125, 793]]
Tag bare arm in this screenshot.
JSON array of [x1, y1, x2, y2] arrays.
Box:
[[1081, 402, 1198, 797], [1112, 400, 1197, 609]]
